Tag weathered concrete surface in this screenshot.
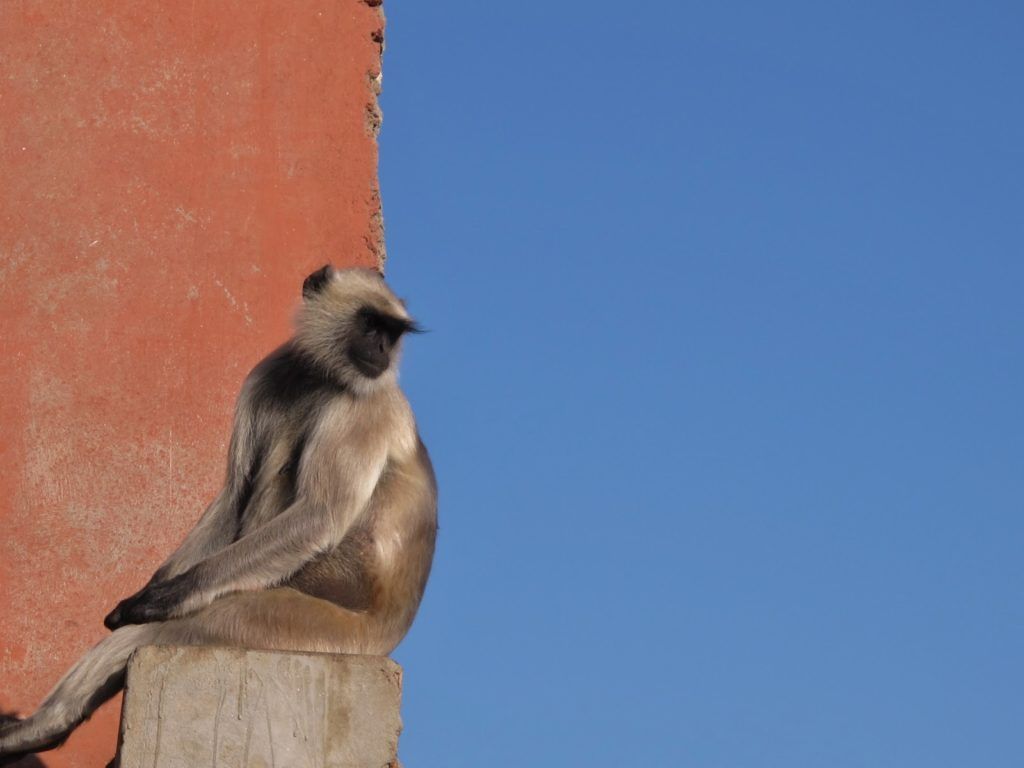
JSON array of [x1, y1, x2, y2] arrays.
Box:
[[117, 647, 402, 768], [0, 2, 386, 766]]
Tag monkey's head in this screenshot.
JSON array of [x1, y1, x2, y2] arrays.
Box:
[[296, 265, 421, 394]]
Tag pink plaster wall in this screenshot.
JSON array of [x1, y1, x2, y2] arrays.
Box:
[[0, 2, 385, 765]]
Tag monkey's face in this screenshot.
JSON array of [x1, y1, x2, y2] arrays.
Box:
[[297, 266, 420, 392], [349, 307, 416, 379]]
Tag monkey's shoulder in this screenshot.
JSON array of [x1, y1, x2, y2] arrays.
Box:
[[246, 342, 341, 409]]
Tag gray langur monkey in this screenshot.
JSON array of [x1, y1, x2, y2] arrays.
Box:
[[0, 266, 437, 762]]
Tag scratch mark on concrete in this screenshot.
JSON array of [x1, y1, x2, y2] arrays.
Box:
[[152, 671, 168, 768], [237, 659, 246, 720], [265, 701, 277, 768], [211, 681, 227, 766], [321, 670, 329, 768]]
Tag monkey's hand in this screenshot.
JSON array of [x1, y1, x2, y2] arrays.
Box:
[[103, 574, 190, 629]]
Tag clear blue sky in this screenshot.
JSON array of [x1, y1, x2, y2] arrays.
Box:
[[378, 3, 1023, 765]]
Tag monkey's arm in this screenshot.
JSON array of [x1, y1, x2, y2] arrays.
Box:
[[104, 409, 387, 629], [103, 499, 358, 628], [145, 384, 260, 584]]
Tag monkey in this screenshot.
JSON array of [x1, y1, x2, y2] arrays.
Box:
[[0, 266, 437, 762]]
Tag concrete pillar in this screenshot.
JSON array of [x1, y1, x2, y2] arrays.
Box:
[[0, 2, 387, 766], [116, 647, 402, 768]]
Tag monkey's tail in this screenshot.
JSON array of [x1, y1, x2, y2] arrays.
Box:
[[0, 624, 156, 760]]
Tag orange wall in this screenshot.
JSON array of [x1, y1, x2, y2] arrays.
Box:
[[0, 3, 385, 766]]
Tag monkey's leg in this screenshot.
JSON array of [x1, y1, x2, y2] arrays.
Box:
[[0, 624, 157, 760], [172, 587, 388, 655]]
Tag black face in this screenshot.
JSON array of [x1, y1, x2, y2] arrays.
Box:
[[348, 307, 417, 378]]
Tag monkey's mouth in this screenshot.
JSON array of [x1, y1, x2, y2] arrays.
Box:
[[350, 352, 389, 378]]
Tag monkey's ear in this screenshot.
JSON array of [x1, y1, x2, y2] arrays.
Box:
[[302, 265, 334, 299]]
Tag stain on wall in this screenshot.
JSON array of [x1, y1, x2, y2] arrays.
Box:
[[0, 2, 386, 765]]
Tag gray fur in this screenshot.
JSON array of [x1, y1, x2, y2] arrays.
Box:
[[0, 267, 437, 761]]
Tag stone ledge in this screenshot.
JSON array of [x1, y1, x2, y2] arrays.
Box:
[[117, 646, 402, 768]]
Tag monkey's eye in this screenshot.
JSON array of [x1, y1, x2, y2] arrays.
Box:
[[357, 314, 381, 338], [356, 307, 415, 346]]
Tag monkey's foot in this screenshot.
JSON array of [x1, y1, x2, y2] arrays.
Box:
[[105, 575, 188, 629]]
